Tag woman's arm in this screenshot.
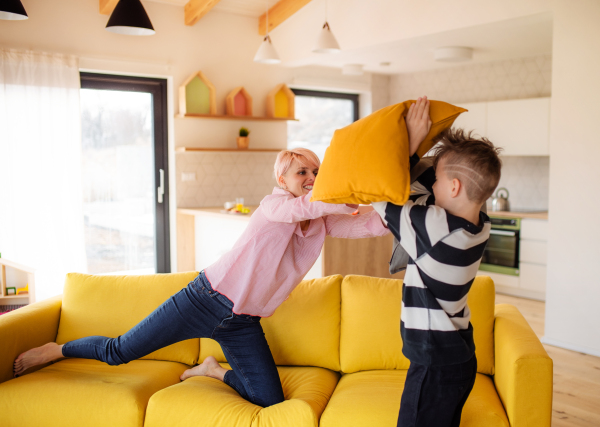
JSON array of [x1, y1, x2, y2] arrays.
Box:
[[261, 191, 356, 223], [324, 210, 390, 239]]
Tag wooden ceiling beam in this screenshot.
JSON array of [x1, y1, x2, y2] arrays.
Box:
[[99, 0, 119, 15], [185, 0, 222, 26], [258, 0, 313, 35]]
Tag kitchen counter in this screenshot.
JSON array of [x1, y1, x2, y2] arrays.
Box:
[[178, 207, 259, 222], [488, 210, 548, 220]]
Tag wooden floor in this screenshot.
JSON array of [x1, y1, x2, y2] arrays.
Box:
[[495, 294, 600, 427]]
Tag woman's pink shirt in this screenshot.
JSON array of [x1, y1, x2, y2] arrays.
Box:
[[204, 188, 389, 317]]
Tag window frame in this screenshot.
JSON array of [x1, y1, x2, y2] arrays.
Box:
[[291, 89, 359, 122], [79, 72, 171, 273]]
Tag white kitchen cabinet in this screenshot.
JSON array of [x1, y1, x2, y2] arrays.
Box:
[[477, 271, 519, 289], [520, 240, 548, 265], [453, 102, 487, 137], [520, 218, 549, 241], [519, 263, 547, 293], [486, 97, 550, 156]]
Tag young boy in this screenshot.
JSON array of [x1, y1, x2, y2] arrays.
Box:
[[372, 97, 502, 427]]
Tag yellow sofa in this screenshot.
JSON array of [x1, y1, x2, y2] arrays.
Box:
[[0, 272, 552, 427]]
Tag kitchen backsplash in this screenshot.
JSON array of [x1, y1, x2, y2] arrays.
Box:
[[176, 151, 280, 208], [390, 54, 552, 104], [488, 156, 550, 211]]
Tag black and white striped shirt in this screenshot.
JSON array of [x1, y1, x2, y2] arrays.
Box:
[[373, 154, 491, 366]]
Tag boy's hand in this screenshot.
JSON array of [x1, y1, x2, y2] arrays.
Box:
[[406, 96, 432, 156]]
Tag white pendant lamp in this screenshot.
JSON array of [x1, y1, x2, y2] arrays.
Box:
[[254, 0, 281, 64], [0, 0, 28, 20], [106, 0, 155, 36], [313, 0, 340, 53]]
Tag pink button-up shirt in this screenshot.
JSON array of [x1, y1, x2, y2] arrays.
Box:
[[204, 188, 390, 317]]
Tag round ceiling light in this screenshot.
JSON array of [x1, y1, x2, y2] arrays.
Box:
[[434, 46, 473, 62]]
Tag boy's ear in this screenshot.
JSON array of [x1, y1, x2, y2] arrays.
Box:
[[451, 178, 461, 198]]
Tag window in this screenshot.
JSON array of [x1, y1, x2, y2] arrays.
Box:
[[80, 73, 170, 274], [287, 89, 359, 161]]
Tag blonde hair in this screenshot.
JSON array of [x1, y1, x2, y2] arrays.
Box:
[[274, 148, 320, 186]]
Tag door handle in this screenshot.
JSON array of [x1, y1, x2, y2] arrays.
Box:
[[157, 169, 165, 204]]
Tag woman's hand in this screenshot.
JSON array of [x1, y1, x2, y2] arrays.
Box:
[[406, 96, 432, 156]]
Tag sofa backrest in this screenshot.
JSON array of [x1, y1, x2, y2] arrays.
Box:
[[339, 275, 495, 375], [56, 272, 200, 366], [200, 275, 342, 371]]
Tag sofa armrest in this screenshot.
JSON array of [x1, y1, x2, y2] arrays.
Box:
[[0, 296, 62, 384], [494, 304, 553, 427]]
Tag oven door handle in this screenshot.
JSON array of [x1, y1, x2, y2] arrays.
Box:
[[490, 229, 517, 236]]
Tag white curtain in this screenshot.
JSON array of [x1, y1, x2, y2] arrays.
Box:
[[0, 49, 87, 302]]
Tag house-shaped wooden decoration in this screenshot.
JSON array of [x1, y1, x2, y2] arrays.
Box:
[[226, 87, 253, 117], [266, 84, 295, 119], [179, 71, 217, 115]]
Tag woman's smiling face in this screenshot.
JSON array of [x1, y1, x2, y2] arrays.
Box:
[[279, 159, 319, 197]]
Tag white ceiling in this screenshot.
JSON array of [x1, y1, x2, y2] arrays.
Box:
[[290, 12, 553, 74], [144, 0, 553, 74]]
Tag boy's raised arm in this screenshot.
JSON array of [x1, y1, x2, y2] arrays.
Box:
[[373, 97, 433, 241]]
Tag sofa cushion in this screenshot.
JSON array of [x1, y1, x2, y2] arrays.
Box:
[[0, 358, 186, 427], [200, 275, 342, 371], [320, 370, 509, 427], [340, 275, 495, 375], [310, 100, 466, 205], [56, 272, 200, 366], [144, 364, 340, 427]]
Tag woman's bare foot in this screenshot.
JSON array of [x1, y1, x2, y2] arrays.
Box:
[[13, 343, 64, 377], [180, 356, 228, 382]]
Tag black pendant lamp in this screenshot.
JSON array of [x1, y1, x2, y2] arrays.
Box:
[[106, 0, 155, 36], [0, 0, 29, 20]]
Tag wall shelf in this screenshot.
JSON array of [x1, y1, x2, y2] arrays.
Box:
[[0, 258, 35, 305], [176, 147, 281, 153], [176, 113, 297, 122]]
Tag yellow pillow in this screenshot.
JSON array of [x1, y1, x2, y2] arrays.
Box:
[[56, 272, 200, 366], [200, 275, 342, 371], [311, 100, 467, 205]]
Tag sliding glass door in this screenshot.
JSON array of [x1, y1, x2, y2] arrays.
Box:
[[79, 73, 170, 274]]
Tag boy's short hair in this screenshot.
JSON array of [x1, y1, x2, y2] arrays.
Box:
[[431, 128, 502, 204]]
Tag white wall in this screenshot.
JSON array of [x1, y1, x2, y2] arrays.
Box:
[[0, 0, 381, 272], [543, 0, 600, 356]]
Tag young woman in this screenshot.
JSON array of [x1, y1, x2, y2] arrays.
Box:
[[13, 148, 389, 407]]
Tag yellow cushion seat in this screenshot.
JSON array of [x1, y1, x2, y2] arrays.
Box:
[[320, 370, 509, 427], [0, 358, 187, 427], [145, 364, 340, 427]]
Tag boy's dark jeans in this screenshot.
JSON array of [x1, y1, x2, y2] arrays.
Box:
[[62, 271, 284, 407], [397, 355, 477, 427]]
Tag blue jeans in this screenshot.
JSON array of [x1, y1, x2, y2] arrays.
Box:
[[397, 355, 477, 427], [62, 272, 284, 407]]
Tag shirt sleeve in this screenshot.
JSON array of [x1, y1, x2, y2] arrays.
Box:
[[372, 154, 438, 241], [260, 190, 356, 223], [324, 210, 390, 239]]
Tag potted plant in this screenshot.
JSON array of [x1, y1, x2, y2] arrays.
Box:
[[237, 127, 250, 149]]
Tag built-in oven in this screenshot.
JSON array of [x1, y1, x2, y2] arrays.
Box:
[[479, 217, 520, 276]]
